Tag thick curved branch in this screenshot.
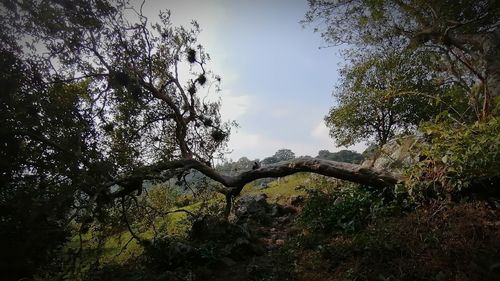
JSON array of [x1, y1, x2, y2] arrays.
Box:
[[225, 158, 402, 192], [109, 158, 403, 199]]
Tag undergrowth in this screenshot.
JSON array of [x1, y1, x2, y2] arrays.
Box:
[[406, 116, 500, 199], [298, 177, 405, 234]]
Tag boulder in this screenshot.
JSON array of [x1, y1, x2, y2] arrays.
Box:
[[234, 193, 270, 221], [288, 195, 304, 206], [143, 238, 197, 270], [362, 135, 424, 174], [268, 203, 283, 217], [190, 215, 250, 241]]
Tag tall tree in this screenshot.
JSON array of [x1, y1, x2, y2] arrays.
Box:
[[305, 0, 500, 117], [326, 50, 457, 146], [0, 0, 404, 222], [0, 5, 407, 278]]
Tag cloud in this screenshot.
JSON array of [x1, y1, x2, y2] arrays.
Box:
[[311, 121, 330, 140], [226, 129, 290, 160], [219, 92, 252, 121]]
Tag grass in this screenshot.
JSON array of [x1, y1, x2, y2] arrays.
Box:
[[63, 173, 313, 278], [241, 173, 309, 203], [61, 174, 500, 281]]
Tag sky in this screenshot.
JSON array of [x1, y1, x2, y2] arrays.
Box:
[[136, 0, 366, 160]]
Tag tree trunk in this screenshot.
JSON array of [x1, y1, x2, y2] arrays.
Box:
[[109, 158, 403, 200]]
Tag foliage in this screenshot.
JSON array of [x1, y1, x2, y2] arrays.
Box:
[[0, 0, 236, 277], [405, 116, 500, 198], [0, 44, 88, 280], [299, 179, 393, 233], [260, 149, 296, 165], [216, 157, 260, 175], [273, 148, 296, 162], [316, 149, 364, 163], [147, 183, 182, 214], [306, 0, 500, 117], [261, 156, 279, 165], [326, 50, 461, 146], [291, 201, 500, 281]]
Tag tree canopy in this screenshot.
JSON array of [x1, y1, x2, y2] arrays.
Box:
[[0, 2, 409, 278], [325, 49, 463, 146], [306, 0, 500, 117], [2, 1, 499, 279]]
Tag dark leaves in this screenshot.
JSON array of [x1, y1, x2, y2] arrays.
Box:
[[187, 49, 196, 63], [210, 129, 226, 142], [197, 74, 206, 85]]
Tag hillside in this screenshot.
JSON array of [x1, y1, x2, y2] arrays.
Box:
[[63, 174, 500, 281]]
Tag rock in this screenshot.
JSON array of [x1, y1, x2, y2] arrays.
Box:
[[268, 203, 283, 217], [144, 238, 196, 270], [195, 266, 213, 279], [276, 215, 291, 224], [333, 196, 345, 206], [190, 215, 250, 241], [288, 195, 304, 206], [261, 238, 274, 246], [255, 226, 269, 236], [281, 206, 297, 215], [288, 226, 302, 236], [362, 135, 424, 174], [229, 237, 261, 260], [234, 193, 268, 218], [234, 193, 275, 225], [258, 182, 269, 189]]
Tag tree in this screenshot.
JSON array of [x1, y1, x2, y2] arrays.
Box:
[[0, 3, 110, 277], [273, 148, 296, 162], [0, 4, 406, 279], [326, 50, 452, 146], [261, 156, 279, 165], [0, 0, 404, 220], [316, 150, 364, 164], [305, 0, 500, 117], [216, 157, 259, 175]]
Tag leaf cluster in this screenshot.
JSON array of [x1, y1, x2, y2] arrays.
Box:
[[299, 179, 396, 233], [405, 116, 500, 198]]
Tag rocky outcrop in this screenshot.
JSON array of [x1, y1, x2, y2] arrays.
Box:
[[362, 135, 425, 174], [234, 194, 296, 225]]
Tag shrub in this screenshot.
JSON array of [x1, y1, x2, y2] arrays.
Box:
[[299, 182, 389, 233], [406, 116, 500, 199]]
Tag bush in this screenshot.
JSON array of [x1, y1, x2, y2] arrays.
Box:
[[299, 181, 390, 233], [0, 187, 71, 281], [406, 116, 500, 199]]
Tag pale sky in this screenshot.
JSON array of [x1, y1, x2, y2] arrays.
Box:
[[136, 0, 366, 160]]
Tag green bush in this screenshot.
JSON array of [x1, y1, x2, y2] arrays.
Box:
[[299, 182, 389, 233], [406, 116, 500, 198]]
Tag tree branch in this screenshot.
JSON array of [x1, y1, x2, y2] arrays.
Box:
[[108, 158, 403, 200]]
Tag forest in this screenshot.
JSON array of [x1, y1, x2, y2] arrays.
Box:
[[0, 0, 499, 280]]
